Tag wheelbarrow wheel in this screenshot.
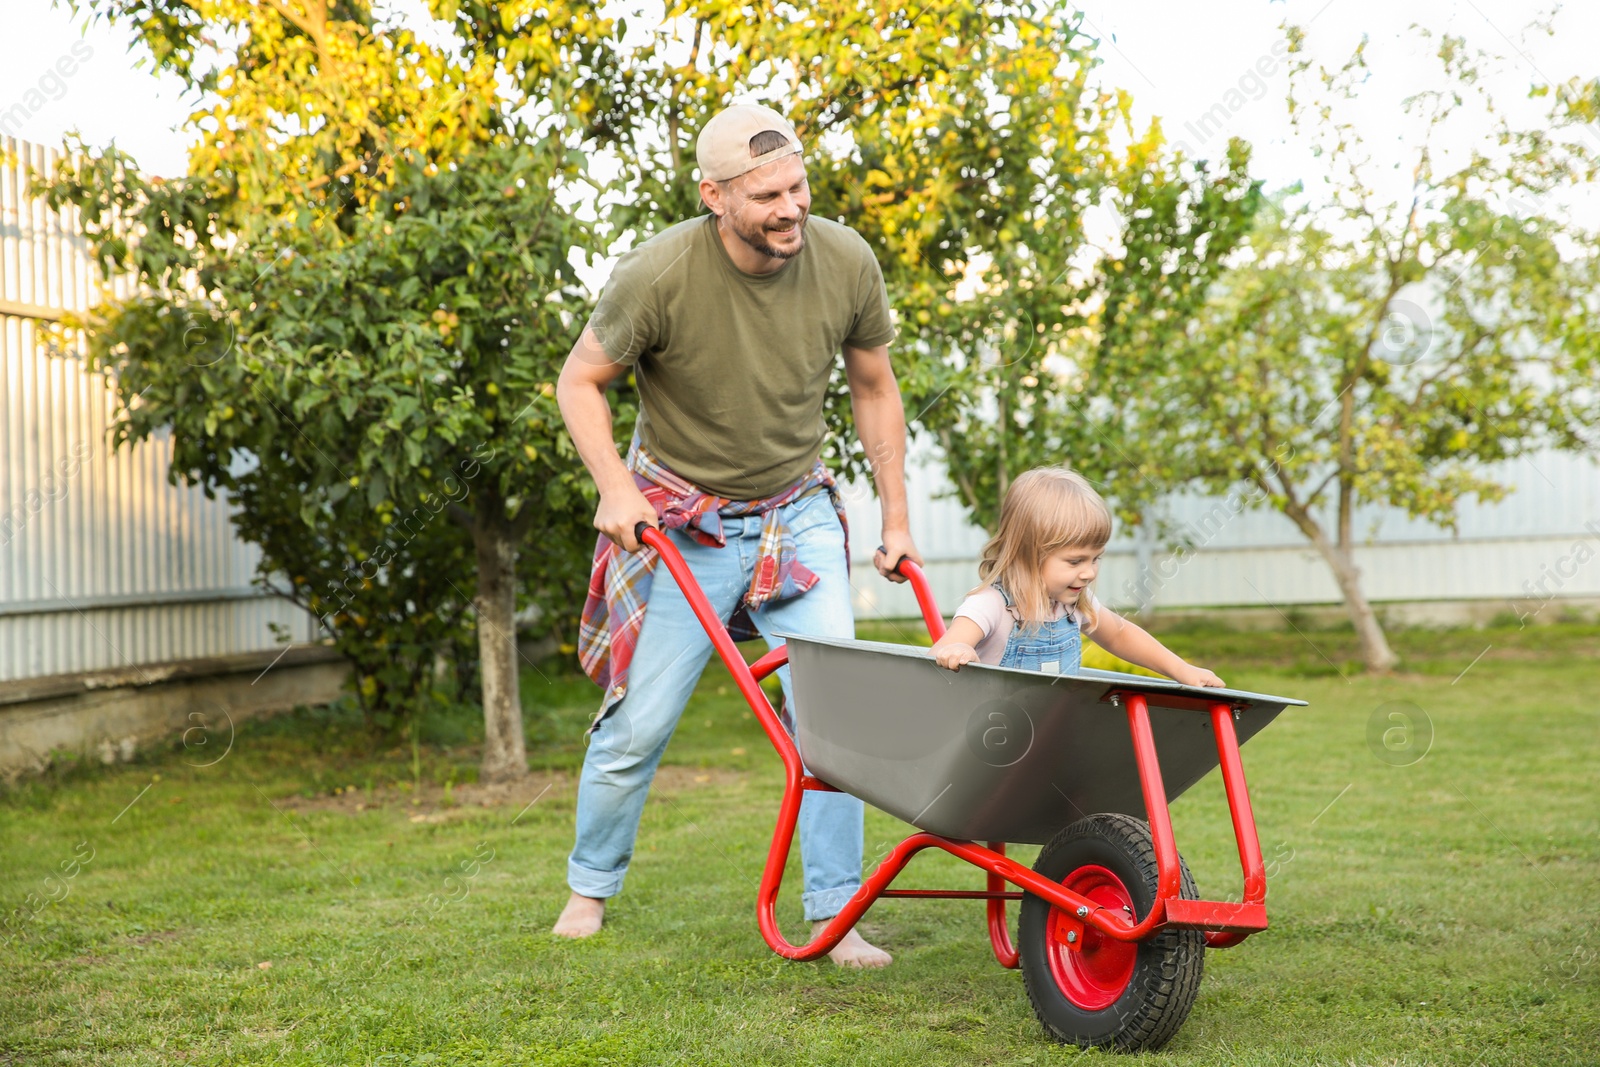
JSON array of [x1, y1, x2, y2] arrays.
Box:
[[1019, 813, 1204, 1052]]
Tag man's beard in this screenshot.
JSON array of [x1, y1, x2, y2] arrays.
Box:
[[731, 211, 806, 260]]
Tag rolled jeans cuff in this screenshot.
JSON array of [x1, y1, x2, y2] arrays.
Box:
[[568, 857, 626, 900], [802, 884, 859, 923]]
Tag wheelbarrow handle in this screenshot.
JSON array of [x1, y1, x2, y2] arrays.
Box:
[[877, 545, 946, 641], [876, 544, 908, 577], [632, 527, 945, 640]]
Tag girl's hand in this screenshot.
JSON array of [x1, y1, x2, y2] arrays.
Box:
[[1172, 664, 1224, 688], [933, 642, 980, 671]]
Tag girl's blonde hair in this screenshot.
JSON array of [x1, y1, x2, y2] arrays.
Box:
[[974, 467, 1112, 632]]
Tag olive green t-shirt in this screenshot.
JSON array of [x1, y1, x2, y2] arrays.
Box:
[[585, 213, 897, 500]]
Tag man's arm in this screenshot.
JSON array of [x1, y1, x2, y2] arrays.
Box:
[[556, 327, 657, 552], [842, 342, 922, 582]]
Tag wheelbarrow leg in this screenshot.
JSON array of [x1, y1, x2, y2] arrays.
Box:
[[987, 841, 1021, 968], [1123, 693, 1183, 904], [1203, 702, 1267, 949]]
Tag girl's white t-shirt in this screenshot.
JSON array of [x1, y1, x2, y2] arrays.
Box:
[[951, 585, 1100, 665]]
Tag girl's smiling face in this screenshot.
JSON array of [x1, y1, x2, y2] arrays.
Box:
[[1041, 544, 1103, 605]]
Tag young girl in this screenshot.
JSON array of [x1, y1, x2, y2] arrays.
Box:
[[931, 467, 1224, 687]]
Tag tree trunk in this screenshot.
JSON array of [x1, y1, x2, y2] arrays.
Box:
[[1320, 542, 1399, 671], [1281, 498, 1399, 671], [996, 390, 1010, 505], [473, 507, 528, 783], [938, 428, 982, 518]]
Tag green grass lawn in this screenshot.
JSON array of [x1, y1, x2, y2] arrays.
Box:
[[2, 620, 1596, 1065]]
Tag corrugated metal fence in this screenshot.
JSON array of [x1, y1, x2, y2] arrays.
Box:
[[846, 440, 1600, 621], [0, 138, 316, 683]]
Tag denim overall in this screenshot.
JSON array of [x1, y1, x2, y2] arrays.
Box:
[[994, 583, 1083, 674]]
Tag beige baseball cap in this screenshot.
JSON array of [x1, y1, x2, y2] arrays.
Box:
[[695, 103, 803, 183]]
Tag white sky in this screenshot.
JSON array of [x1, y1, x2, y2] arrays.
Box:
[[4, 0, 1595, 241]]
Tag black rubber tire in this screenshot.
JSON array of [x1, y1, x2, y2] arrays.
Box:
[[1019, 813, 1205, 1052]]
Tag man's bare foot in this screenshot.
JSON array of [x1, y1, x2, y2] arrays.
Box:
[[813, 920, 892, 969], [552, 892, 605, 938]]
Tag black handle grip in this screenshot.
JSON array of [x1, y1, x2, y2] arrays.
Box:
[[877, 544, 908, 576], [633, 521, 653, 544]]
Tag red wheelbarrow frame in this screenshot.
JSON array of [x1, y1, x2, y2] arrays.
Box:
[[639, 524, 1269, 966]]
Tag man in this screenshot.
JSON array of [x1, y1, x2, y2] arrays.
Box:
[[552, 103, 922, 968]]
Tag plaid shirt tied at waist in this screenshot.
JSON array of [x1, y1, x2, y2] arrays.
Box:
[[577, 438, 849, 727]]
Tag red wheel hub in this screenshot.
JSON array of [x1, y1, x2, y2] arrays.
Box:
[[1046, 864, 1138, 1011]]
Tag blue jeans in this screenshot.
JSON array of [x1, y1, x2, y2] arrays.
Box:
[[567, 490, 863, 921]]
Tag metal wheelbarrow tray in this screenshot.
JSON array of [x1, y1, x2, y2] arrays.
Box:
[[633, 522, 1307, 1053], [784, 633, 1303, 845]]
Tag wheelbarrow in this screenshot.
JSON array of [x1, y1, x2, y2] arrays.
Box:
[[635, 523, 1306, 1051]]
